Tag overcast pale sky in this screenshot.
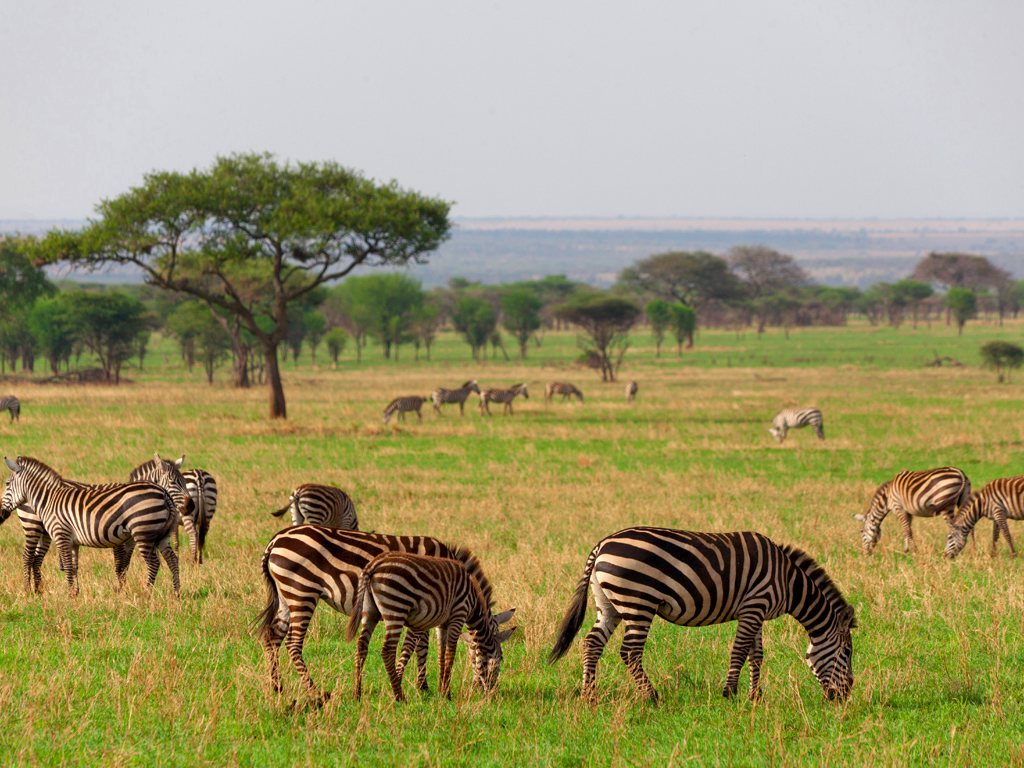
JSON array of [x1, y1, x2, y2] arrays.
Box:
[[2, 1, 1022, 220]]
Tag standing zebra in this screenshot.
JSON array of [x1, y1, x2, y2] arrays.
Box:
[[345, 551, 515, 701], [256, 526, 511, 702], [769, 407, 824, 442], [0, 395, 20, 422], [182, 468, 218, 556], [271, 483, 358, 530], [544, 382, 584, 403], [431, 380, 481, 416], [856, 467, 971, 555], [130, 454, 203, 563], [478, 383, 529, 416], [383, 396, 427, 424], [0, 456, 181, 596], [625, 381, 638, 403], [549, 527, 856, 702], [945, 476, 1024, 558]]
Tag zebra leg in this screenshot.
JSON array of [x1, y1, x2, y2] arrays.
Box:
[[438, 624, 461, 700], [112, 543, 132, 592], [380, 619, 407, 702], [398, 630, 430, 692], [135, 541, 161, 591], [815, 424, 825, 440], [182, 516, 200, 564], [53, 532, 78, 597], [724, 613, 764, 699], [354, 610, 379, 701], [285, 598, 325, 700], [33, 534, 52, 592], [747, 627, 765, 701], [896, 510, 915, 552], [581, 584, 621, 701], [995, 511, 1015, 555], [618, 616, 658, 702], [157, 538, 181, 596], [416, 408, 422, 423], [22, 528, 43, 593]]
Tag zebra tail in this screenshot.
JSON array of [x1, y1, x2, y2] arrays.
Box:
[[270, 504, 290, 518], [344, 568, 371, 642], [548, 544, 599, 663], [956, 477, 972, 512], [254, 544, 279, 642]]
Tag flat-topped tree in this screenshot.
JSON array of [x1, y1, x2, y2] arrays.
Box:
[[30, 153, 451, 418]]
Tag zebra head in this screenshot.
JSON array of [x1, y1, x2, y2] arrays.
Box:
[[465, 607, 517, 692], [464, 380, 480, 394], [149, 453, 196, 523], [515, 383, 529, 399], [768, 426, 784, 443], [0, 456, 26, 523], [805, 603, 856, 701], [944, 493, 980, 559], [860, 482, 889, 554]]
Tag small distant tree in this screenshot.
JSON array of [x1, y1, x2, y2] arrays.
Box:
[[893, 280, 934, 328], [501, 290, 543, 358], [556, 295, 639, 382], [645, 299, 672, 357], [452, 296, 497, 361], [981, 341, 1024, 383], [65, 292, 148, 383], [304, 310, 327, 365], [945, 288, 977, 335], [489, 330, 510, 361], [28, 295, 76, 375], [410, 303, 441, 360], [668, 303, 697, 354], [324, 327, 348, 367]]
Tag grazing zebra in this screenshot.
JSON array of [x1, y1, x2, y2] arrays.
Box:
[[345, 551, 515, 701], [431, 380, 481, 416], [182, 468, 218, 555], [479, 383, 529, 416], [856, 467, 971, 555], [544, 382, 584, 403], [0, 395, 20, 422], [945, 476, 1024, 558], [130, 454, 203, 563], [0, 456, 181, 596], [271, 483, 358, 530], [769, 407, 824, 443], [549, 527, 856, 702], [256, 526, 512, 702], [625, 381, 638, 402], [383, 396, 427, 424]]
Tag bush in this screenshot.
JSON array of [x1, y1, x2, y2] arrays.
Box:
[[980, 341, 1024, 383]]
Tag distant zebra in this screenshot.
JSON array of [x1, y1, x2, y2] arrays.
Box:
[[130, 454, 202, 563], [625, 381, 638, 402], [257, 526, 511, 702], [431, 380, 481, 416], [479, 383, 529, 416], [182, 468, 218, 556], [945, 476, 1024, 558], [345, 551, 515, 701], [769, 407, 824, 443], [271, 483, 358, 530], [856, 467, 971, 555], [544, 382, 584, 403], [383, 396, 427, 424], [549, 527, 856, 702], [0, 395, 20, 422], [0, 456, 181, 596]]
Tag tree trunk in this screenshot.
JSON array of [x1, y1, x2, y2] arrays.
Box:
[[519, 339, 527, 359], [685, 329, 694, 349], [264, 343, 287, 419]]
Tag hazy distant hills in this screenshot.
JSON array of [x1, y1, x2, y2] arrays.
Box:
[[6, 217, 1024, 289]]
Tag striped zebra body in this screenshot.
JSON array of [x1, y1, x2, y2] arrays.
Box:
[[383, 396, 426, 424], [479, 383, 529, 416], [344, 551, 515, 701], [271, 483, 358, 530], [0, 395, 20, 422], [549, 527, 856, 701], [769, 407, 824, 443], [858, 467, 971, 554], [182, 469, 218, 554], [130, 454, 202, 563], [945, 476, 1024, 558], [545, 382, 584, 403], [0, 456, 181, 596], [256, 526, 500, 701], [625, 381, 638, 402], [431, 380, 480, 416]]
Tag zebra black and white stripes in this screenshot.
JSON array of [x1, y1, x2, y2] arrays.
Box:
[[549, 527, 856, 701], [344, 551, 515, 701], [945, 476, 1024, 558], [384, 396, 427, 424], [769, 408, 824, 442], [625, 381, 638, 402], [129, 454, 201, 563], [544, 382, 583, 403], [271, 483, 358, 530], [182, 468, 218, 555], [0, 395, 20, 422], [431, 381, 481, 416], [857, 467, 971, 554], [479, 383, 529, 416]]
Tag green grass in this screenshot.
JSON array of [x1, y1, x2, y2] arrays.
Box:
[[1, 319, 1024, 765]]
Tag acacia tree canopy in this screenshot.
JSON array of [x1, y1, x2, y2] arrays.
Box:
[[618, 251, 741, 307], [28, 153, 451, 418], [556, 295, 639, 382]]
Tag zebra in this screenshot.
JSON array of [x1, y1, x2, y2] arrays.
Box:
[[768, 407, 824, 443], [856, 467, 971, 555], [0, 456, 182, 596], [544, 382, 584, 403], [383, 396, 427, 424], [0, 395, 20, 422], [271, 483, 358, 530], [431, 380, 481, 416], [549, 527, 856, 702], [256, 525, 513, 703], [478, 383, 529, 416], [182, 468, 218, 557], [625, 381, 638, 402], [130, 454, 203, 563], [945, 476, 1024, 558], [344, 551, 516, 701]]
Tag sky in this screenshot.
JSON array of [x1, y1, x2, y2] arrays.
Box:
[[1, 1, 1022, 221]]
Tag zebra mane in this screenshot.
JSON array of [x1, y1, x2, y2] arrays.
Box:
[[450, 545, 495, 611], [14, 456, 66, 484], [461, 380, 476, 389], [781, 544, 856, 626]]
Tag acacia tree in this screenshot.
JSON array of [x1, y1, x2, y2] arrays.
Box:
[[945, 288, 977, 335], [324, 327, 348, 366], [669, 303, 696, 354], [30, 153, 451, 418], [981, 341, 1024, 383], [453, 296, 496, 361], [644, 299, 672, 357], [501, 290, 543, 358], [556, 295, 639, 382], [727, 245, 808, 298], [64, 292, 148, 383]]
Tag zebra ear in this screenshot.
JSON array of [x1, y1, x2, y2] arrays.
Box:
[[174, 455, 185, 469], [497, 626, 516, 643], [4, 456, 22, 472], [838, 604, 856, 631], [492, 608, 516, 625], [853, 514, 865, 522], [459, 631, 471, 643]]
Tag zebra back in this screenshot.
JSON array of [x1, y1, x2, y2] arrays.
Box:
[[273, 483, 358, 530], [0, 395, 20, 421]]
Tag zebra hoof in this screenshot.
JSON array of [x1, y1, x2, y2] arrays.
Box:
[[722, 686, 738, 699]]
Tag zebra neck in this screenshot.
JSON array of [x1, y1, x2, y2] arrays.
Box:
[[786, 567, 838, 642], [955, 499, 988, 535]]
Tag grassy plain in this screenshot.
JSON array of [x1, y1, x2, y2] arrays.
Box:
[[1, 318, 1024, 766]]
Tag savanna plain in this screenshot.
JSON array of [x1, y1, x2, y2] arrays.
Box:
[[1, 320, 1024, 767]]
